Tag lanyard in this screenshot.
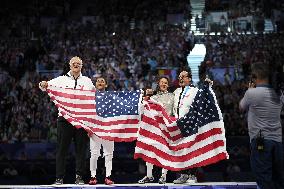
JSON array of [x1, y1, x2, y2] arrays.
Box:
[[181, 86, 190, 99]]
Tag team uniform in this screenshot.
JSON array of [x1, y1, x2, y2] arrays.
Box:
[[138, 91, 174, 184], [172, 85, 198, 184]]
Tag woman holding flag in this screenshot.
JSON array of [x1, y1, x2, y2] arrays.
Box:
[[89, 76, 115, 185], [137, 70, 216, 184], [138, 76, 174, 184]]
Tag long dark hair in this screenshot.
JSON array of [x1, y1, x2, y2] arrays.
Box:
[[95, 76, 108, 85]]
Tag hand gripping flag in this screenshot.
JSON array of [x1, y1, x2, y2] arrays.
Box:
[[134, 83, 228, 171], [47, 85, 141, 142]]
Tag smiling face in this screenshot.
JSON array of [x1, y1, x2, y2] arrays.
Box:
[[178, 71, 191, 87], [69, 56, 83, 76], [158, 77, 169, 92], [95, 77, 107, 91], [70, 62, 82, 75]]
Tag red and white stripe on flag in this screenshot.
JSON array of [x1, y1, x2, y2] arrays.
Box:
[[134, 101, 229, 171], [47, 85, 139, 142]]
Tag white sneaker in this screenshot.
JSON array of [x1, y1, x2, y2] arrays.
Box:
[[158, 176, 166, 184], [138, 176, 154, 184], [186, 175, 197, 184], [173, 174, 189, 184]]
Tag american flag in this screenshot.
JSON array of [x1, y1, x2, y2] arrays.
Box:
[[177, 84, 221, 137], [134, 84, 228, 171], [47, 85, 141, 142]]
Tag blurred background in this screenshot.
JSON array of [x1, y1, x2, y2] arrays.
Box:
[[0, 0, 283, 185]]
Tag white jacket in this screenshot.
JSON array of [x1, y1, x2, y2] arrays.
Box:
[[39, 71, 95, 116], [39, 71, 95, 91], [173, 86, 198, 118]]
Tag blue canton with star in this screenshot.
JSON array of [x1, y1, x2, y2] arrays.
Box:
[[176, 83, 220, 137], [95, 90, 140, 118]]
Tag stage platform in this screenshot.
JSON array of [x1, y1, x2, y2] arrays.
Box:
[[0, 182, 257, 189]]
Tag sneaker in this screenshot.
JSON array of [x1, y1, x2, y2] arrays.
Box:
[[158, 176, 166, 184], [75, 175, 84, 185], [138, 176, 154, 184], [89, 177, 97, 185], [186, 175, 197, 184], [173, 174, 189, 184], [54, 178, 63, 185], [105, 177, 114, 185]]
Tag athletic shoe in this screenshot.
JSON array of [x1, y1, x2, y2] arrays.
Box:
[[105, 177, 114, 185], [75, 175, 84, 185], [89, 177, 97, 185], [158, 176, 166, 184], [138, 176, 154, 184], [173, 174, 189, 184], [54, 178, 63, 185]]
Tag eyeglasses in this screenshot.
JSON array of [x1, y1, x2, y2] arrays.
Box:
[[179, 75, 189, 79]]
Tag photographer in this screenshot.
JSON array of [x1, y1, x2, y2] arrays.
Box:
[[239, 62, 284, 189]]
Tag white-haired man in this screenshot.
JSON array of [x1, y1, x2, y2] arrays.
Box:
[[39, 56, 95, 185]]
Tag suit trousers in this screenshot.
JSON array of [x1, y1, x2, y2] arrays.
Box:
[[56, 116, 89, 178]]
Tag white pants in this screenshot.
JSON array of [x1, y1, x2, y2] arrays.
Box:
[[90, 134, 114, 177], [146, 162, 168, 178]]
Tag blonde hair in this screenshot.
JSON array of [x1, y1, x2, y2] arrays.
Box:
[[69, 56, 83, 65]]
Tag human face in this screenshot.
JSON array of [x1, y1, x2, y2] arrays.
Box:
[[96, 78, 107, 91], [158, 78, 169, 92], [70, 62, 82, 75], [178, 71, 191, 87]]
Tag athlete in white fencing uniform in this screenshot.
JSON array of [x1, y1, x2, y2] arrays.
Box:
[[172, 70, 199, 184], [172, 70, 213, 184], [138, 77, 174, 184], [89, 77, 115, 185]]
